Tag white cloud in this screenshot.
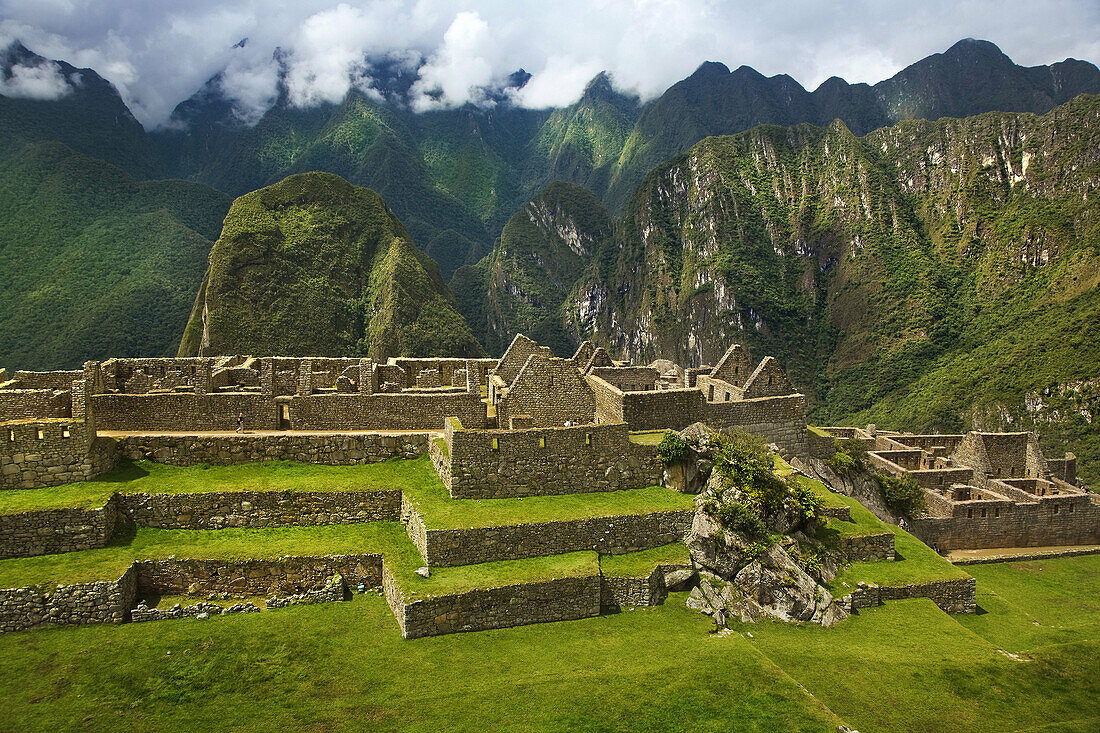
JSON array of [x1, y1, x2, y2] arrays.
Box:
[[410, 11, 494, 111], [0, 59, 71, 99], [0, 0, 1097, 127]]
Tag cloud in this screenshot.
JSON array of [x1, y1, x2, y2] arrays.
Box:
[[0, 0, 1097, 127], [0, 58, 71, 99]]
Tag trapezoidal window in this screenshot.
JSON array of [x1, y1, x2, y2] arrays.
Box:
[[708, 385, 714, 401], [967, 508, 973, 519], [62, 426, 70, 438], [491, 437, 499, 451], [7, 430, 14, 442], [539, 437, 546, 448], [35, 428, 44, 440], [585, 433, 592, 446]]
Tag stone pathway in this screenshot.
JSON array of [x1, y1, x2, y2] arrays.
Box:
[[948, 545, 1100, 565]]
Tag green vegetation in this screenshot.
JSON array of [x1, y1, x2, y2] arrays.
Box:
[[177, 171, 483, 359], [403, 480, 694, 531], [628, 430, 665, 446], [703, 431, 820, 531], [875, 472, 926, 517], [0, 141, 230, 368], [655, 430, 688, 463], [0, 457, 439, 515], [403, 551, 598, 601], [3, 558, 1100, 731], [599, 542, 690, 578]]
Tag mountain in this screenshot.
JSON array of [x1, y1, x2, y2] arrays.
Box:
[[601, 39, 1100, 212], [532, 95, 1098, 483], [454, 181, 611, 355], [0, 141, 229, 369], [178, 171, 484, 359], [0, 42, 163, 179]]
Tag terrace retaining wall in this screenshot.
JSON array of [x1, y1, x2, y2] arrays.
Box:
[[402, 500, 693, 567], [0, 565, 136, 632], [134, 555, 383, 597], [117, 432, 428, 467], [0, 495, 126, 559], [122, 490, 401, 529]]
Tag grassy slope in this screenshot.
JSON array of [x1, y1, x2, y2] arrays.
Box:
[[2, 557, 1099, 731], [0, 142, 230, 369]]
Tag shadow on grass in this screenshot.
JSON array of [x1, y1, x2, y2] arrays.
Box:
[[95, 460, 150, 483], [106, 521, 137, 548]]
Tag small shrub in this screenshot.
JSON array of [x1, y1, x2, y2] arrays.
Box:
[[876, 473, 926, 517], [656, 430, 689, 464], [791, 547, 825, 580], [787, 475, 821, 520], [827, 449, 856, 474], [742, 540, 772, 562], [713, 500, 766, 537]]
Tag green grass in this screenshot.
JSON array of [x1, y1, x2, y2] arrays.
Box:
[[0, 457, 439, 514], [744, 597, 1100, 733], [599, 542, 690, 577], [0, 523, 422, 589], [956, 555, 1100, 651], [4, 557, 1100, 732], [0, 592, 844, 732], [402, 551, 599, 601], [627, 430, 665, 446], [403, 480, 694, 530]]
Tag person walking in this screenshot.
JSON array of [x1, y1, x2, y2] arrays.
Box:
[[236, 412, 244, 433]]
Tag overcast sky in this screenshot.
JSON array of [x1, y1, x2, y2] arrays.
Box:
[[1, 0, 1098, 127]]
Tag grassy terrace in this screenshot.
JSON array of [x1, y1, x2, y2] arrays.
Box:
[[599, 542, 690, 578], [0, 523, 421, 590], [628, 430, 665, 446], [403, 480, 694, 530], [0, 458, 440, 514]]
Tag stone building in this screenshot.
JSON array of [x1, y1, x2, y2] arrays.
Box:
[[814, 426, 1100, 551]]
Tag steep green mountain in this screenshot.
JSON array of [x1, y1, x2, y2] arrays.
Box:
[[522, 73, 640, 200], [0, 42, 163, 179], [601, 39, 1100, 213], [546, 95, 1099, 482], [0, 141, 230, 369], [455, 182, 611, 355], [178, 172, 483, 359]]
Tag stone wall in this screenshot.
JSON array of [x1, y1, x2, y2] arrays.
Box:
[[403, 503, 694, 567], [289, 393, 487, 431], [836, 532, 895, 561], [839, 577, 976, 614], [600, 562, 691, 612], [0, 495, 126, 559], [0, 565, 136, 633], [497, 356, 596, 429], [704, 394, 809, 457], [1, 420, 116, 490], [134, 555, 382, 597], [588, 367, 658, 392], [911, 495, 1100, 550], [118, 432, 427, 466], [397, 576, 602, 639], [122, 490, 401, 530], [0, 390, 69, 421], [93, 393, 276, 431], [11, 371, 82, 391], [439, 420, 662, 499]]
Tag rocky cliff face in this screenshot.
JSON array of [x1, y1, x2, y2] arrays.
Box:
[[178, 172, 483, 359]]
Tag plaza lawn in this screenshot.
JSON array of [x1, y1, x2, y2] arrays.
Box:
[[402, 480, 694, 530], [0, 457, 440, 514]]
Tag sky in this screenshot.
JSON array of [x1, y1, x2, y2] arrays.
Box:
[[1, 0, 1098, 128]]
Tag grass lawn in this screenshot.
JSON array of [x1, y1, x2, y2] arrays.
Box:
[[744, 596, 1100, 733], [955, 555, 1100, 652], [0, 591, 844, 732], [402, 552, 601, 600], [3, 565, 1100, 732], [599, 542, 690, 578], [0, 457, 439, 514], [628, 430, 666, 446], [403, 480, 694, 530]]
